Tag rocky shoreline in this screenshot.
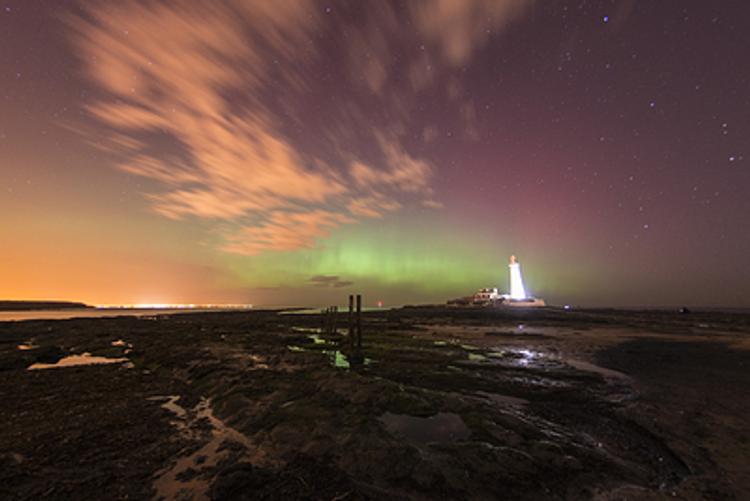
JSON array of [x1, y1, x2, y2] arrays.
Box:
[[2, 307, 749, 499]]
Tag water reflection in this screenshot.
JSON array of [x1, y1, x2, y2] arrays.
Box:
[[286, 335, 371, 369], [150, 396, 265, 501], [27, 352, 131, 370], [486, 348, 540, 367], [290, 326, 322, 334]]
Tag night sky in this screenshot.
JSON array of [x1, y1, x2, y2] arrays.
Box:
[[1, 1, 749, 307]]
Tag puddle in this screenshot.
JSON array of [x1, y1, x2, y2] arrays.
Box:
[[148, 395, 188, 424], [151, 396, 268, 501], [433, 341, 448, 346], [515, 349, 537, 366], [27, 353, 131, 370], [329, 350, 351, 368], [475, 391, 529, 407], [460, 344, 481, 351], [485, 348, 542, 367], [291, 326, 322, 334], [566, 359, 629, 380], [468, 353, 488, 362], [308, 334, 331, 345], [380, 412, 470, 445], [318, 348, 371, 369], [246, 354, 269, 369], [292, 326, 348, 335], [287, 337, 371, 369], [286, 334, 336, 350]]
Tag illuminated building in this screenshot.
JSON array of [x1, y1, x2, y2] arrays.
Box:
[[454, 255, 545, 307], [508, 255, 527, 300], [502, 255, 546, 307]]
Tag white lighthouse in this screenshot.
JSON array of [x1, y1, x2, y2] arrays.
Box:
[[508, 255, 527, 300], [503, 255, 546, 307], [459, 255, 546, 307]]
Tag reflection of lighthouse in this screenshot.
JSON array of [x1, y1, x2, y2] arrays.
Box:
[[508, 255, 527, 300]]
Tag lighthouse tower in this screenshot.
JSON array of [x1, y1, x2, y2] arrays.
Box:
[[508, 255, 527, 300]]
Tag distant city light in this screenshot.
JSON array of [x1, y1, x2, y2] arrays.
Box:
[[95, 304, 253, 310]]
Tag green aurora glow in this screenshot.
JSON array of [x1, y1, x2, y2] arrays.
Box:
[[220, 215, 598, 306]]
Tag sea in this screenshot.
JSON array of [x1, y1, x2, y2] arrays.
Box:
[[0, 308, 236, 322]]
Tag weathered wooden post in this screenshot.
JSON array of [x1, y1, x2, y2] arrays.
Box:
[[348, 295, 354, 349], [331, 306, 338, 335], [356, 294, 362, 350]]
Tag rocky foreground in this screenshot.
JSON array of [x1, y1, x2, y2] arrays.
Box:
[[1, 307, 749, 500]]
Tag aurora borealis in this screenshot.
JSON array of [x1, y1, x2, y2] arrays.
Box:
[[1, 1, 749, 307]]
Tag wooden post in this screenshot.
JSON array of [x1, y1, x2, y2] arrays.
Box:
[[348, 295, 354, 349], [331, 306, 338, 335], [356, 294, 362, 350]]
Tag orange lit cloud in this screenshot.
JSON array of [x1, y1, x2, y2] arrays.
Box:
[[65, 2, 529, 256], [347, 195, 402, 218], [222, 210, 355, 255], [65, 1, 441, 255]]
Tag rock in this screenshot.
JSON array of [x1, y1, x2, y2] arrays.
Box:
[[33, 346, 66, 364], [210, 462, 269, 500]]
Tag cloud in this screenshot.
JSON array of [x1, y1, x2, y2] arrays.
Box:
[[64, 1, 437, 255], [222, 210, 354, 255], [63, 1, 532, 256], [308, 275, 354, 288], [347, 195, 402, 218], [422, 199, 445, 210], [410, 0, 532, 66], [349, 133, 433, 195]]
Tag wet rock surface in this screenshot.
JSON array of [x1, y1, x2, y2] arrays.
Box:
[[1, 308, 749, 499]]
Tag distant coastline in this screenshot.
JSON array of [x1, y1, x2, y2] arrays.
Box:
[[0, 301, 92, 311]]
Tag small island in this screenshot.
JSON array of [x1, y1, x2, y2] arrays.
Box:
[[0, 301, 92, 311]]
